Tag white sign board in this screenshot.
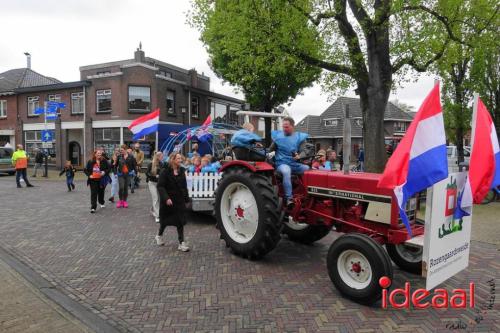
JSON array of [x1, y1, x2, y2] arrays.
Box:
[[422, 172, 472, 290], [42, 142, 53, 149]]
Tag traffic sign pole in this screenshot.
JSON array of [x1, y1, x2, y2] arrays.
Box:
[[44, 101, 49, 178]]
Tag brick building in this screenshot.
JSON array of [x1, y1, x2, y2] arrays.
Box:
[[0, 47, 244, 168]]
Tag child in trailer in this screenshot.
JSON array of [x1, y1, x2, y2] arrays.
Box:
[[59, 160, 76, 191]]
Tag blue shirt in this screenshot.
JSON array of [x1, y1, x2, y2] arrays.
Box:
[[231, 129, 262, 149], [271, 130, 309, 167]]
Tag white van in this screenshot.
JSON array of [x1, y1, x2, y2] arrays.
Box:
[[447, 145, 470, 172]]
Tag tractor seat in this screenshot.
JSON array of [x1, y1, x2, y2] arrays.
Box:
[[232, 146, 267, 162]]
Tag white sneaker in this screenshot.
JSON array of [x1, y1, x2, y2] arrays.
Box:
[[155, 217, 160, 223], [100, 204, 106, 208], [155, 235, 165, 246], [178, 242, 190, 252]]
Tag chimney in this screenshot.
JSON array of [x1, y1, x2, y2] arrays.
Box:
[[134, 42, 145, 63], [188, 69, 198, 88], [24, 52, 31, 69]]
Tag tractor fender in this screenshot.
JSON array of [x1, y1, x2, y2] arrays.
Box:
[[219, 160, 274, 173]]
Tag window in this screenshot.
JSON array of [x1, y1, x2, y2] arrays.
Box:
[[28, 96, 39, 116], [93, 128, 120, 141], [394, 121, 408, 133], [128, 86, 150, 112], [211, 101, 227, 123], [48, 94, 61, 102], [191, 97, 199, 119], [166, 90, 175, 114], [25, 130, 55, 162], [71, 92, 84, 114], [96, 89, 112, 113], [324, 119, 338, 126], [354, 118, 363, 127], [0, 100, 6, 118], [96, 71, 111, 75], [159, 70, 172, 78]]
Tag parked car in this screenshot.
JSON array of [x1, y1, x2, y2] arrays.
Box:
[[447, 145, 470, 172], [0, 147, 15, 175]]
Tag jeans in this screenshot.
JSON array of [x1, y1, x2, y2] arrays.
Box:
[[33, 163, 42, 176], [277, 163, 310, 199], [148, 181, 160, 218], [118, 175, 129, 201], [128, 172, 136, 192], [110, 173, 118, 197], [158, 224, 184, 243], [66, 176, 74, 190], [89, 180, 105, 209], [359, 161, 364, 172], [16, 168, 31, 186]]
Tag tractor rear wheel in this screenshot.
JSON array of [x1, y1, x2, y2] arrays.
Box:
[[282, 218, 332, 244], [214, 168, 282, 260], [386, 243, 423, 274], [327, 233, 393, 305]]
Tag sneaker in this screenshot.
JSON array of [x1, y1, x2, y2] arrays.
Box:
[[131, 189, 135, 194], [155, 235, 165, 246], [116, 201, 123, 208], [91, 209, 96, 213], [155, 217, 160, 223], [109, 196, 114, 203], [71, 183, 75, 190], [26, 184, 34, 187], [17, 185, 22, 188], [178, 242, 190, 252], [286, 198, 294, 209], [100, 204, 106, 208], [123, 201, 129, 208]]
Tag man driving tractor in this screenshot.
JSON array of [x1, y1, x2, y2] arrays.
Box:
[[269, 117, 309, 207]]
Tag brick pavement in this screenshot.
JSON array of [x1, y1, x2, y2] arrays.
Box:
[[0, 176, 499, 332], [0, 257, 91, 333]]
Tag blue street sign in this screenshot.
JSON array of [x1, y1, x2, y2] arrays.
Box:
[[46, 106, 58, 113], [41, 130, 54, 142], [46, 114, 58, 120], [47, 101, 66, 108], [33, 107, 45, 115]]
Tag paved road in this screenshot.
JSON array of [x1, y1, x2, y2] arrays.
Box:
[[0, 176, 498, 332]]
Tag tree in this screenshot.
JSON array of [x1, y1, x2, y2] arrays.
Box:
[[190, 0, 493, 172], [435, 1, 499, 164], [189, 0, 321, 145]]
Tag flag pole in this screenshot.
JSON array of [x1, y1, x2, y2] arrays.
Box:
[[470, 93, 479, 152]]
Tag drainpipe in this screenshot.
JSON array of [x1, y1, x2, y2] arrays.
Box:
[[83, 85, 86, 165]]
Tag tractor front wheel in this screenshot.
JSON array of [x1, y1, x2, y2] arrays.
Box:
[[386, 243, 423, 274], [214, 168, 282, 260], [327, 233, 393, 305], [282, 218, 332, 245]]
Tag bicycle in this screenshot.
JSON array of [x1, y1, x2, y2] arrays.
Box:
[[481, 186, 500, 204]]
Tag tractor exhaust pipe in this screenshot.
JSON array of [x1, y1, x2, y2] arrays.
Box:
[[343, 104, 351, 174]]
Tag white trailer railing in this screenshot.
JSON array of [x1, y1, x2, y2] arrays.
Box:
[[186, 172, 222, 199]]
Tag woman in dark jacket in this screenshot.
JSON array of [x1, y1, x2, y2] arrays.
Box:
[[112, 144, 137, 208], [84, 150, 110, 213], [156, 152, 190, 251]]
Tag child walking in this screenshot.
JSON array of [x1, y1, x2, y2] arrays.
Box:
[[59, 160, 76, 191]]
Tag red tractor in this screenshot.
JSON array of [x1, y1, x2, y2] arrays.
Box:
[[214, 151, 424, 304]]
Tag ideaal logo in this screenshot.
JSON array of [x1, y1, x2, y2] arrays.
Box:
[[379, 276, 475, 309], [440, 177, 464, 239]]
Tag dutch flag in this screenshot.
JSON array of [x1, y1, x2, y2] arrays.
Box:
[[378, 84, 448, 237], [128, 108, 160, 140], [454, 97, 500, 218]]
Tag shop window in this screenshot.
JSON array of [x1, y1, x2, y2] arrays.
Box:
[[0, 100, 6, 118], [129, 86, 150, 112], [166, 90, 175, 114], [96, 89, 112, 113], [71, 92, 84, 114], [28, 96, 39, 116]]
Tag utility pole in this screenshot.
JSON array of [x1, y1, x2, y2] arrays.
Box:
[[43, 101, 49, 177], [343, 104, 351, 174]]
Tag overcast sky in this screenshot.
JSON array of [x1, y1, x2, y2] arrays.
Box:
[[0, 0, 437, 121]]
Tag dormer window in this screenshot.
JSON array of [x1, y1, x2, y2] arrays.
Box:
[[324, 119, 338, 126]]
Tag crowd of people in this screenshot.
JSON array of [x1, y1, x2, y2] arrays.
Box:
[[9, 116, 363, 253]]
